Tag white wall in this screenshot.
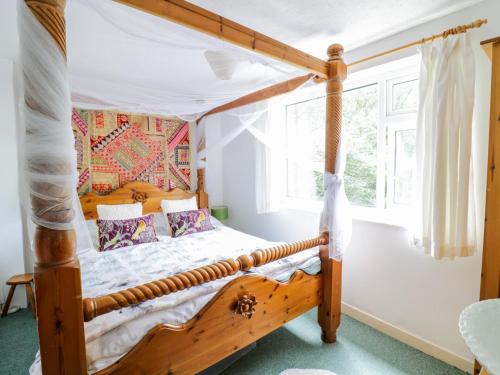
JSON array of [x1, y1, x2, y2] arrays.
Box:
[[0, 1, 26, 309], [203, 115, 225, 206], [207, 0, 500, 366], [0, 58, 26, 309], [0, 1, 18, 62]]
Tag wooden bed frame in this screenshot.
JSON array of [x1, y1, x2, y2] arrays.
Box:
[[80, 181, 207, 220], [25, 1, 346, 374], [78, 179, 329, 374]]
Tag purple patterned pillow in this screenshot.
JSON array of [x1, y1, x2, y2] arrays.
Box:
[[97, 214, 158, 252], [167, 208, 214, 237]]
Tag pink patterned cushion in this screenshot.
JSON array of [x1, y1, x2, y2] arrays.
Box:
[[167, 208, 214, 237], [97, 214, 158, 251]]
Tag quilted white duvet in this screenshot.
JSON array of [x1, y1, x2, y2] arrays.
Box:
[[31, 221, 320, 374]]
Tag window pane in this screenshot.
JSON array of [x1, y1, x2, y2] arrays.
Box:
[[286, 97, 325, 201], [343, 84, 379, 207], [285, 84, 379, 206], [394, 129, 416, 205], [391, 79, 418, 113]]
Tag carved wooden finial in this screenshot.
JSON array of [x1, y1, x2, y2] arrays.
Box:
[[327, 44, 344, 60], [326, 43, 347, 82], [131, 190, 148, 203], [473, 19, 488, 28], [197, 168, 205, 190], [442, 18, 488, 38]]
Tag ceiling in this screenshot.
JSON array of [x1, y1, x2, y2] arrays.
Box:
[[190, 0, 483, 58], [0, 0, 485, 62]]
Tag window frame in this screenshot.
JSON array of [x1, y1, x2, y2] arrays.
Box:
[[281, 59, 420, 226], [383, 74, 419, 216]]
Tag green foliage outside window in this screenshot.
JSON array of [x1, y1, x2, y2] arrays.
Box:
[[309, 84, 379, 206], [342, 84, 379, 206]]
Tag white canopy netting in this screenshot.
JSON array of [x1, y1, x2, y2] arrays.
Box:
[[17, 0, 351, 261], [66, 0, 308, 120]]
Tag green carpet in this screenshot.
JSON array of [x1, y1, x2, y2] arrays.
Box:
[[0, 308, 467, 375], [222, 309, 467, 375], [0, 309, 38, 375]]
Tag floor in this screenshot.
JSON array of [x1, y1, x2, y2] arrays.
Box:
[[0, 308, 467, 375], [0, 309, 38, 375]]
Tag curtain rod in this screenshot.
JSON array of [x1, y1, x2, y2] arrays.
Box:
[[347, 19, 488, 68]]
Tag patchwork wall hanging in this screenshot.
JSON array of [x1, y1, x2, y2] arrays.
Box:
[[72, 108, 191, 195]]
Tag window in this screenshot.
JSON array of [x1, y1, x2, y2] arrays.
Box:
[[343, 84, 379, 207], [285, 96, 325, 201], [284, 57, 419, 222]]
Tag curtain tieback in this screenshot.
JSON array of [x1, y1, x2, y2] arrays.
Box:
[[320, 171, 351, 261]]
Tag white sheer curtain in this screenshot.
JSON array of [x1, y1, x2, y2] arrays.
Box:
[[206, 89, 352, 260], [253, 110, 275, 214], [196, 79, 314, 215], [414, 33, 476, 259], [252, 96, 288, 214], [197, 104, 268, 163]]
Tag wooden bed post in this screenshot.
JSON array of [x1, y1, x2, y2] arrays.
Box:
[[318, 44, 347, 343], [24, 1, 87, 374], [197, 168, 209, 209]]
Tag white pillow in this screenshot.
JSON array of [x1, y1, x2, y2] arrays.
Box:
[[96, 203, 143, 220], [160, 196, 198, 214], [160, 196, 198, 236]]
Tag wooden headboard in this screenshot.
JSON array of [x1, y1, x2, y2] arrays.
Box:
[[80, 181, 208, 220]]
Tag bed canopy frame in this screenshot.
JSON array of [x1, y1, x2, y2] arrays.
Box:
[[23, 1, 346, 374]]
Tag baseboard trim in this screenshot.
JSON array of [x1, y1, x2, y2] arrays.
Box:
[[341, 302, 474, 374]]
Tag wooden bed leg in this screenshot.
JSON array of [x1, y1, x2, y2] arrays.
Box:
[[318, 43, 347, 343], [318, 247, 343, 343]]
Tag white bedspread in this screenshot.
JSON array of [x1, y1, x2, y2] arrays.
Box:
[[31, 222, 320, 374]]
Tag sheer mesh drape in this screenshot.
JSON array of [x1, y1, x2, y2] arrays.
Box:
[[414, 33, 476, 259], [66, 0, 307, 120], [196, 81, 352, 259], [18, 0, 93, 256], [18, 0, 351, 263]]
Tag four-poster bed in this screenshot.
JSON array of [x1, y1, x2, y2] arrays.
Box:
[[23, 0, 347, 374], [20, 0, 492, 374]]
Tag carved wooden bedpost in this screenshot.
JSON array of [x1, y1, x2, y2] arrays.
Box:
[[318, 44, 347, 343], [197, 168, 209, 208], [24, 1, 87, 373]]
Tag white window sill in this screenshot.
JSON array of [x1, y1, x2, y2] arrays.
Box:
[[280, 197, 323, 213], [280, 197, 411, 229], [350, 206, 411, 229]]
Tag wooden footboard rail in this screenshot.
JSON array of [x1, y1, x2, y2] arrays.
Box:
[[83, 234, 328, 322]]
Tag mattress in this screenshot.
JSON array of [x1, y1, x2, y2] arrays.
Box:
[[31, 220, 321, 374]]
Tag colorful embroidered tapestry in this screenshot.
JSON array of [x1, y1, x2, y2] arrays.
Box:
[[72, 108, 191, 195]]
